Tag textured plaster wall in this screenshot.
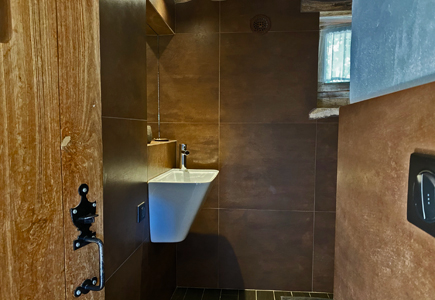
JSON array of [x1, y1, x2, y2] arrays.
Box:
[[350, 0, 435, 103]]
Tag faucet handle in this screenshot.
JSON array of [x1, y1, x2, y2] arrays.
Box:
[[180, 144, 190, 155]]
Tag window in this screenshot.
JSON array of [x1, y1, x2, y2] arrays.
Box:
[[323, 26, 351, 83], [318, 14, 352, 104], [310, 13, 351, 119]]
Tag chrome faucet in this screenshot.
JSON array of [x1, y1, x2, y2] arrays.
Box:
[[179, 144, 190, 170]]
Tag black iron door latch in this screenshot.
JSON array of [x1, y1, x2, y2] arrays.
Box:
[[70, 184, 105, 297]]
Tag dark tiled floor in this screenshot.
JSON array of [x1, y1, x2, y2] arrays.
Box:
[[171, 288, 333, 300]]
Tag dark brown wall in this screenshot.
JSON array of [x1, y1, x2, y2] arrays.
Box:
[[335, 83, 435, 299], [100, 1, 175, 300], [147, 0, 338, 293]]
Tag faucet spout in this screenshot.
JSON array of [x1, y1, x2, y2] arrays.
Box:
[[179, 144, 190, 170]]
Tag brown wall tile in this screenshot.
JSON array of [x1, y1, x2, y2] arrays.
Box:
[[147, 36, 159, 123], [100, 0, 148, 119], [219, 210, 314, 291], [177, 209, 219, 288], [220, 32, 318, 123], [220, 124, 316, 210], [146, 0, 337, 292], [160, 123, 219, 169], [176, 0, 219, 33], [103, 118, 149, 278], [335, 83, 435, 300], [142, 242, 177, 300], [159, 34, 219, 123], [106, 245, 143, 300], [147, 141, 177, 180], [160, 123, 219, 208], [313, 212, 335, 293], [315, 124, 338, 211], [220, 0, 319, 33]]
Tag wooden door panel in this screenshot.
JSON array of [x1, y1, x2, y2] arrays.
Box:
[[0, 0, 65, 299], [57, 0, 105, 299]]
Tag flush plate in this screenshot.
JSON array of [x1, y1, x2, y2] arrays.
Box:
[[407, 153, 435, 237], [137, 202, 147, 223]]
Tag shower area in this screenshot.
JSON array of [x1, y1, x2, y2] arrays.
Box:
[[145, 0, 338, 299]]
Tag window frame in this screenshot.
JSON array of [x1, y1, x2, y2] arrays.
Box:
[[318, 14, 352, 104]]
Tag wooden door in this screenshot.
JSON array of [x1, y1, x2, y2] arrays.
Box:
[[0, 0, 104, 299]]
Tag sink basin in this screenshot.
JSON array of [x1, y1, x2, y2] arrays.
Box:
[[148, 169, 219, 243]]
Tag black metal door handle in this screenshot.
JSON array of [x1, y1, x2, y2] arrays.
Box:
[[74, 237, 105, 297], [71, 184, 105, 297]]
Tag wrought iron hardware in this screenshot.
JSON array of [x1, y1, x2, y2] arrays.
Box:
[[71, 184, 105, 297]]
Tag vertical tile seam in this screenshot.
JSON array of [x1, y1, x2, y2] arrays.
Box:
[[174, 2, 178, 289], [312, 121, 318, 291], [217, 0, 221, 289]]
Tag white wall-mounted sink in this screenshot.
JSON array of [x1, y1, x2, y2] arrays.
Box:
[[148, 169, 219, 243]]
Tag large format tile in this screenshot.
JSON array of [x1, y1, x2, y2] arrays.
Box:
[[220, 124, 316, 211], [147, 36, 159, 123], [221, 0, 319, 33], [220, 289, 239, 300], [100, 0, 147, 119], [184, 288, 204, 300], [257, 291, 274, 300], [274, 291, 292, 298], [219, 210, 313, 290], [106, 245, 143, 300], [239, 290, 256, 300], [160, 123, 219, 207], [177, 209, 219, 288], [315, 124, 338, 212], [220, 32, 318, 123], [171, 288, 188, 300], [176, 0, 219, 33], [142, 242, 177, 300], [159, 34, 219, 123], [202, 289, 221, 300], [102, 118, 148, 278], [313, 213, 335, 293]]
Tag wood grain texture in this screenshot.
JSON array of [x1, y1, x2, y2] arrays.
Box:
[[57, 0, 105, 299], [0, 0, 12, 42], [335, 82, 435, 300], [0, 0, 65, 298], [301, 0, 351, 12]]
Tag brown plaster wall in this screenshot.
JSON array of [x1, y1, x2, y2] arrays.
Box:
[[335, 82, 435, 299]]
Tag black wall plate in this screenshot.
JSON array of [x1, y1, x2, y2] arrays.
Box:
[[407, 153, 435, 237], [137, 202, 147, 223]]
